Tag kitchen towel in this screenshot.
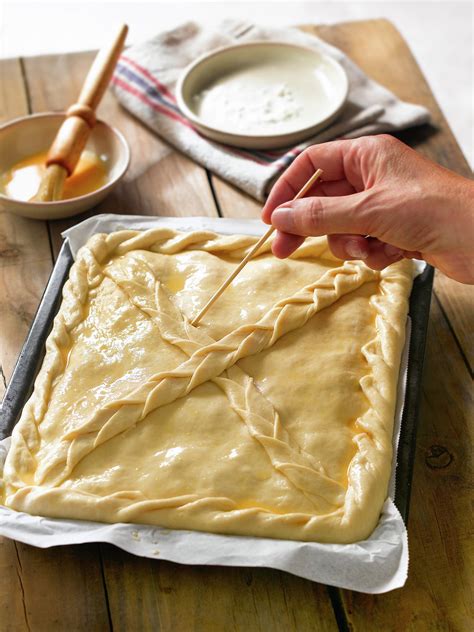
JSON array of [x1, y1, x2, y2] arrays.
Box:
[[111, 20, 431, 201]]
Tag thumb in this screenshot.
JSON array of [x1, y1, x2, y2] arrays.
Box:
[[270, 191, 375, 237]]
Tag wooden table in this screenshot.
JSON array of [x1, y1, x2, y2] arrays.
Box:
[[1, 19, 472, 631]]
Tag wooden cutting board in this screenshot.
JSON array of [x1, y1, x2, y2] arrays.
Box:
[[0, 19, 472, 632]]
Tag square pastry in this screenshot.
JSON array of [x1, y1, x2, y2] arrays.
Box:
[[1, 229, 414, 543]]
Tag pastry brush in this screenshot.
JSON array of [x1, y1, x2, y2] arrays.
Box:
[[34, 24, 128, 202]]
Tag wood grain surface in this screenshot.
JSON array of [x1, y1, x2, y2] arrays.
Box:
[[0, 19, 472, 632], [0, 57, 111, 632]]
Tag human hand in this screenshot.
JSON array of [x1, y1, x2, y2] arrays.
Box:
[[262, 135, 474, 284]]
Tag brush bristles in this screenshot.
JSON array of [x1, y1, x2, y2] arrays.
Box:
[[34, 164, 68, 202]]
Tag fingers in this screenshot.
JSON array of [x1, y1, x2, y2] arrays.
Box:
[[355, 239, 404, 270], [327, 235, 404, 270], [270, 191, 375, 237], [273, 230, 408, 270], [260, 135, 442, 271], [262, 136, 406, 224], [272, 232, 305, 258], [263, 179, 357, 225], [327, 234, 370, 260], [273, 231, 417, 270], [318, 180, 357, 198], [262, 141, 351, 223]]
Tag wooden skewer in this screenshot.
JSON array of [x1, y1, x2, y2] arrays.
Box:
[[191, 168, 323, 326], [34, 24, 128, 202]]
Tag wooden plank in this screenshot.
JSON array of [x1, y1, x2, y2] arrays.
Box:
[[434, 273, 473, 372], [0, 254, 52, 389], [0, 59, 29, 122], [10, 542, 111, 632], [0, 57, 111, 632], [22, 51, 217, 258], [300, 20, 473, 629], [211, 177, 262, 218], [100, 546, 337, 632], [0, 58, 60, 632], [0, 536, 30, 632], [0, 59, 52, 397], [341, 295, 473, 631]]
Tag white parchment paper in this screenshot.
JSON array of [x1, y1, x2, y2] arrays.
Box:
[[0, 214, 425, 593]]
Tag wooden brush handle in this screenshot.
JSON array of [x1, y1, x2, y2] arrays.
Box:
[[45, 112, 94, 176], [46, 24, 128, 175]]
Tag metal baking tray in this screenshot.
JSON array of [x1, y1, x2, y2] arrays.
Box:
[[0, 238, 434, 523]]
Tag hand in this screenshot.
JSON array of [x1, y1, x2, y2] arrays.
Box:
[[262, 135, 474, 284]]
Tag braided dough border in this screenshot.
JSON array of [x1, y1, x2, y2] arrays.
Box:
[[2, 228, 414, 543]]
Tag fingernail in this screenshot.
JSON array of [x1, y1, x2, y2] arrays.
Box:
[[271, 207, 292, 229], [261, 203, 270, 221], [384, 244, 403, 258], [346, 240, 368, 260]]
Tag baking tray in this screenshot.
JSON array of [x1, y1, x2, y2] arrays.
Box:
[[0, 238, 434, 523]]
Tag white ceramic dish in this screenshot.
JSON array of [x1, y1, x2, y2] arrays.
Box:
[[0, 112, 130, 220], [176, 41, 348, 150]]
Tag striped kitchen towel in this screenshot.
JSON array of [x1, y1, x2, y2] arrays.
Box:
[[111, 21, 431, 201]]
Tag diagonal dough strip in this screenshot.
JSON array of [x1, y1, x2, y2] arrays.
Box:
[[38, 260, 376, 487]]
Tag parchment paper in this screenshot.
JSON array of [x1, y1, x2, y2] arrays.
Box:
[[0, 214, 425, 593]]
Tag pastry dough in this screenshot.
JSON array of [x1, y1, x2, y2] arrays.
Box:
[[1, 229, 414, 543]]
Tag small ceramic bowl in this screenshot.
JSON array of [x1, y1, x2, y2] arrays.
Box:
[[0, 112, 130, 220], [176, 41, 349, 150]]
